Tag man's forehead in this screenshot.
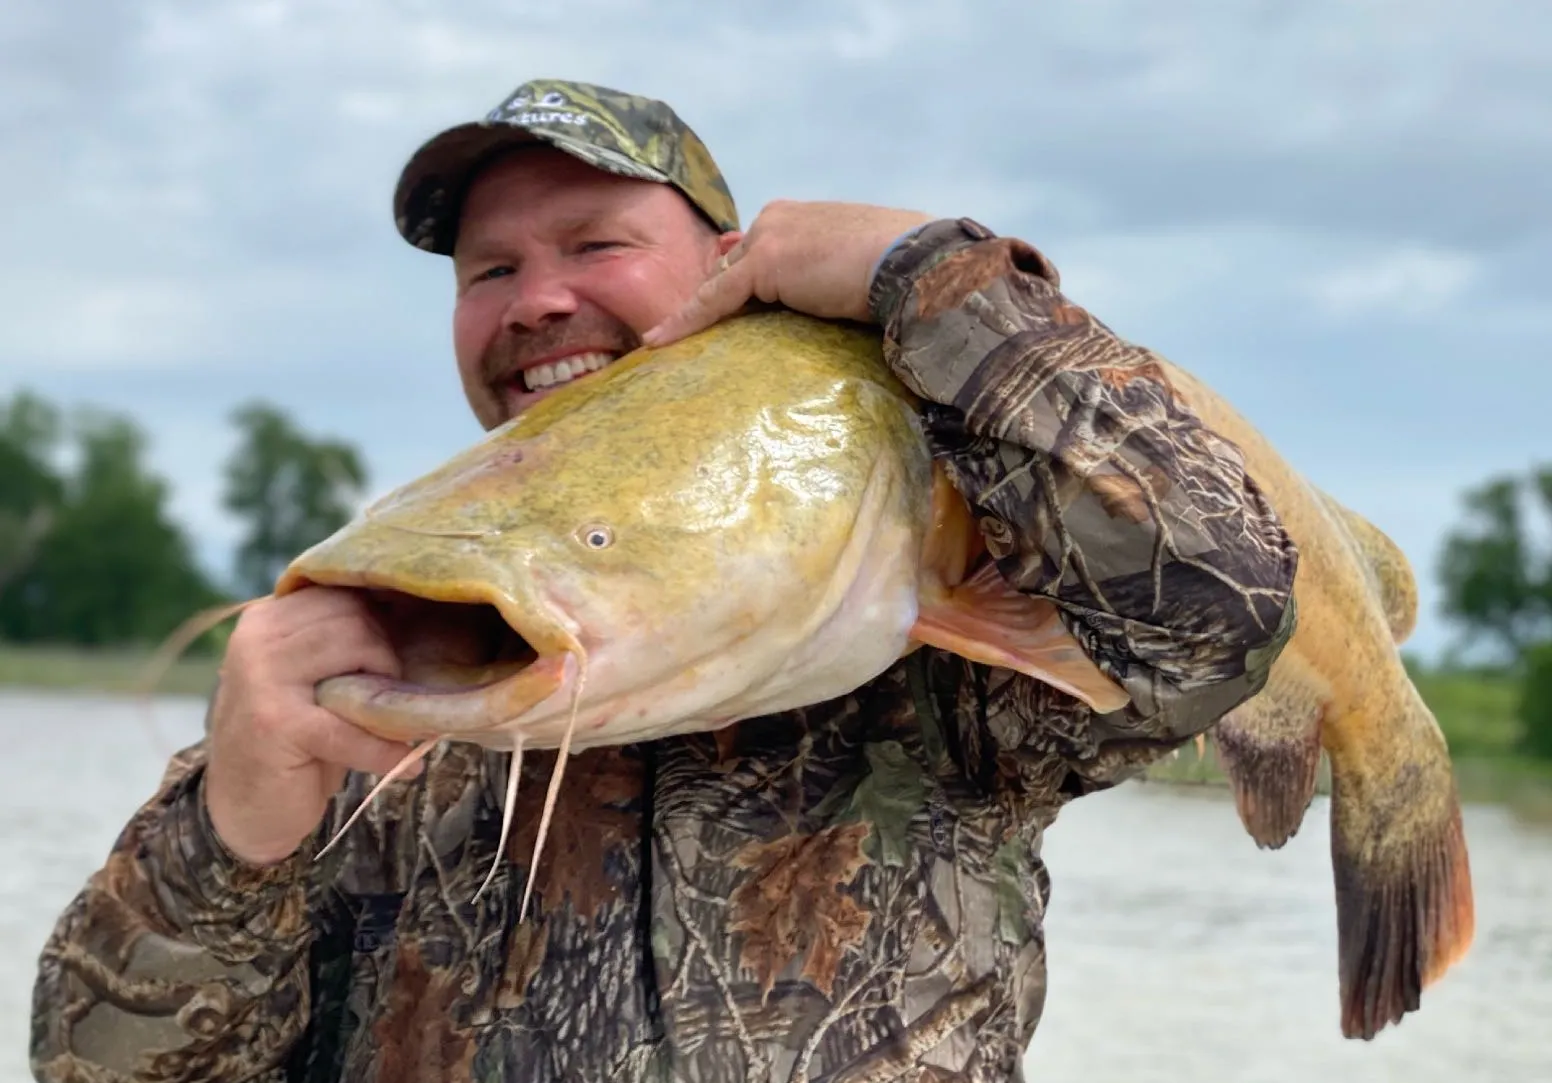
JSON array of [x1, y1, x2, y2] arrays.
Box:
[[453, 186, 644, 259], [468, 146, 647, 209], [459, 154, 699, 243]]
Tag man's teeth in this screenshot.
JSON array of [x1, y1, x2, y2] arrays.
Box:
[[522, 352, 614, 391]]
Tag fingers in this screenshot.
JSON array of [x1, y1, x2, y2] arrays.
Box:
[[204, 586, 432, 865], [643, 199, 929, 348], [229, 586, 401, 686], [215, 587, 415, 776], [642, 246, 755, 347], [274, 606, 402, 683], [297, 707, 426, 779]]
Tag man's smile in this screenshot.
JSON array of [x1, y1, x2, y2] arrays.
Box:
[[494, 348, 625, 417], [518, 350, 618, 391]]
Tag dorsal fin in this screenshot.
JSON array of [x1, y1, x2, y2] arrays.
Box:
[[1318, 492, 1419, 644]]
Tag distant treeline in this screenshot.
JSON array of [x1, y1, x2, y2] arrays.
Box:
[[2, 388, 1550, 756], [0, 390, 365, 653], [1433, 464, 1552, 758]]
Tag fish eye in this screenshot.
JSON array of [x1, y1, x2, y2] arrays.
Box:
[[578, 523, 614, 550]]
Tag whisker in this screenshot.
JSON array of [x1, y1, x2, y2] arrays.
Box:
[[134, 595, 269, 757], [136, 595, 268, 698], [315, 737, 444, 861], [474, 734, 526, 905], [518, 650, 586, 923]]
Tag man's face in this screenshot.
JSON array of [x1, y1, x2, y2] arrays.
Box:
[[451, 146, 737, 428]]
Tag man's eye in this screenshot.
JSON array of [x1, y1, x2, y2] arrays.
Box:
[[578, 240, 623, 253], [475, 265, 515, 282]]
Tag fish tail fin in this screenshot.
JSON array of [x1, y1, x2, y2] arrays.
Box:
[[1212, 657, 1325, 849], [1326, 678, 1475, 1039]]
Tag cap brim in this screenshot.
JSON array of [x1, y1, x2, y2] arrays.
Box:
[[393, 120, 668, 256]]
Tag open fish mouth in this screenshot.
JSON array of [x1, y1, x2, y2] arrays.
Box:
[[273, 569, 573, 745], [273, 564, 592, 920]]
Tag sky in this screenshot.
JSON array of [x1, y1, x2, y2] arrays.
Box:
[[3, 0, 1548, 664]]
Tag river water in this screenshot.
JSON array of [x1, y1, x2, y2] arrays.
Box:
[[2, 689, 1547, 1081]]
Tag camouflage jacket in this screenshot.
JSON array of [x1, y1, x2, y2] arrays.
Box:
[[30, 219, 1298, 1083]]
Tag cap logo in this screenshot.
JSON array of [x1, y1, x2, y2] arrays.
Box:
[[485, 88, 591, 129]]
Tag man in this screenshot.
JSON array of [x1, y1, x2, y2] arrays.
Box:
[[31, 79, 1298, 1083]]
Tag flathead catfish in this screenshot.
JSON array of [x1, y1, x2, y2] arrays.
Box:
[[1161, 361, 1476, 1040], [280, 310, 1131, 745], [274, 309, 1130, 914], [265, 308, 1469, 1040]]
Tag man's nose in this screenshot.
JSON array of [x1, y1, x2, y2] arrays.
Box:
[[499, 263, 582, 330]]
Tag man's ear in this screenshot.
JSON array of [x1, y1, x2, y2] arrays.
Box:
[[698, 230, 743, 279], [715, 230, 743, 258]]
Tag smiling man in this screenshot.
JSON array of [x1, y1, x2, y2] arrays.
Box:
[[449, 149, 725, 424], [31, 79, 1298, 1083]]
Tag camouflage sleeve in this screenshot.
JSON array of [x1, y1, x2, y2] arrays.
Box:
[[29, 740, 317, 1083], [870, 218, 1299, 777]]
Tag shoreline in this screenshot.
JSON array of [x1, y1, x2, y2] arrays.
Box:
[[1141, 736, 1552, 825], [5, 642, 1549, 820], [0, 644, 221, 700]]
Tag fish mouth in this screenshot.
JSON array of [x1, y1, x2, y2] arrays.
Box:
[[274, 568, 573, 745]]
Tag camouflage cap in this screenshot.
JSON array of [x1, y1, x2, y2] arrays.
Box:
[[393, 78, 740, 255]]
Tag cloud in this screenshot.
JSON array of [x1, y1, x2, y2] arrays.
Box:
[[1, 0, 1547, 659], [1303, 247, 1483, 320], [1, 273, 204, 369]]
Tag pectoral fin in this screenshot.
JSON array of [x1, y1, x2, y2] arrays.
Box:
[[1212, 654, 1326, 849], [911, 561, 1132, 714]]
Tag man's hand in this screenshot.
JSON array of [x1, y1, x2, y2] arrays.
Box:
[[642, 200, 932, 347], [203, 587, 420, 866]]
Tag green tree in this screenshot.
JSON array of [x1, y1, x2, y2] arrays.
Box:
[[223, 401, 368, 597], [1517, 640, 1552, 760], [1438, 466, 1552, 661], [0, 390, 65, 596], [1, 408, 225, 645]]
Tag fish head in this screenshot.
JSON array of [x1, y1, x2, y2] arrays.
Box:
[[275, 311, 938, 751]]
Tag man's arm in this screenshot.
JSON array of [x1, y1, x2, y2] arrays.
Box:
[[30, 740, 317, 1083], [870, 218, 1299, 779], [30, 586, 419, 1080]]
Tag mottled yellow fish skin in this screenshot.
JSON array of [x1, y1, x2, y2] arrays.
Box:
[[273, 305, 1469, 1036], [1162, 361, 1473, 1041], [284, 307, 1147, 928], [281, 306, 1137, 740], [278, 311, 944, 750], [286, 312, 921, 631], [277, 311, 956, 919]]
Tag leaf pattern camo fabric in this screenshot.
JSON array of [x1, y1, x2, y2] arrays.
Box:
[[30, 218, 1298, 1083]]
